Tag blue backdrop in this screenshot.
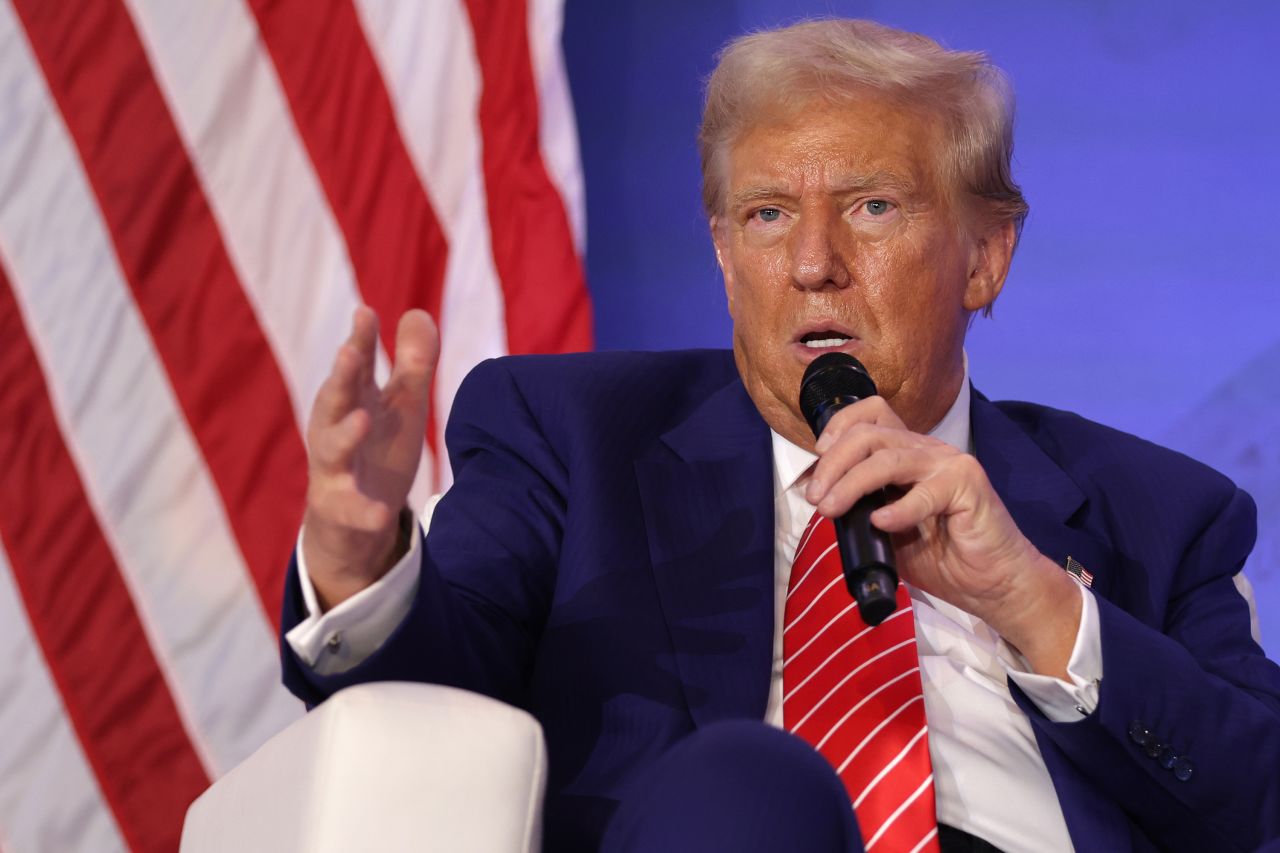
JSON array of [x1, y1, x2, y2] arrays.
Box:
[[561, 1, 1280, 654]]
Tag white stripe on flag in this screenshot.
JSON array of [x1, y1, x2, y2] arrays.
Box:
[[0, 0, 301, 777], [122, 0, 358, 430], [122, 0, 436, 509], [0, 0, 585, 847], [0, 546, 126, 853], [528, 0, 587, 254], [353, 0, 509, 491]]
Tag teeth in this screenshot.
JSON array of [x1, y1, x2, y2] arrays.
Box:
[[802, 337, 849, 349]]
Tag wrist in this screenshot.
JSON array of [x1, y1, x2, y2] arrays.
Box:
[[988, 553, 1083, 679], [302, 507, 411, 611]]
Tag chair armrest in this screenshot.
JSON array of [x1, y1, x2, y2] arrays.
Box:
[[180, 682, 546, 852]]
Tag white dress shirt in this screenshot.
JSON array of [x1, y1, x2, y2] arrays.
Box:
[[288, 363, 1101, 852]]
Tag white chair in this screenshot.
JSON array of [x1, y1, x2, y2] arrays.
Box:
[[180, 682, 546, 852]]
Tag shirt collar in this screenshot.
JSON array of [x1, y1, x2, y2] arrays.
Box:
[[771, 351, 973, 494]]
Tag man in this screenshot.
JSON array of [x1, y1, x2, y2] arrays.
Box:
[[282, 19, 1280, 852]]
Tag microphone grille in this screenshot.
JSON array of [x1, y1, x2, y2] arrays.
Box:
[[799, 353, 878, 431]]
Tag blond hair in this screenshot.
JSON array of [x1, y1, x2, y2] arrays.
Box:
[[699, 19, 1028, 240]]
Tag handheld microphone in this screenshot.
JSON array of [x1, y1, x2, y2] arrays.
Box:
[[798, 352, 898, 626]]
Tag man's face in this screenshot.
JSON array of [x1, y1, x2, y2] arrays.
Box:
[[711, 95, 1009, 447]]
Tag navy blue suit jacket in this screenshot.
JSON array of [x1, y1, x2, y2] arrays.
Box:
[[282, 349, 1280, 852]]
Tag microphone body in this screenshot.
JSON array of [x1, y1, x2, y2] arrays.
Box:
[[799, 353, 898, 626]]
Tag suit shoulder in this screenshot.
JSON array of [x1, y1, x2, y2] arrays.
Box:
[[481, 348, 735, 389], [453, 349, 741, 440], [994, 399, 1242, 506]]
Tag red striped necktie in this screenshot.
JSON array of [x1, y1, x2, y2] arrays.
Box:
[[783, 510, 940, 853]]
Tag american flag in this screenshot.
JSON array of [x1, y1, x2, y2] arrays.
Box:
[[1064, 556, 1095, 589], [0, 1, 590, 850]]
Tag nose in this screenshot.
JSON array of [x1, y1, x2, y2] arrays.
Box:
[[789, 206, 850, 291]]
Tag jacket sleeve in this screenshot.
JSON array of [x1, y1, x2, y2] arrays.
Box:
[[281, 357, 565, 710], [1015, 487, 1280, 852]]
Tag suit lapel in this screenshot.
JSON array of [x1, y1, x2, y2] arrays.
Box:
[[971, 391, 1115, 600], [634, 377, 776, 729]]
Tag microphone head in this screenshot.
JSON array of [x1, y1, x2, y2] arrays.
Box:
[[799, 353, 878, 438]]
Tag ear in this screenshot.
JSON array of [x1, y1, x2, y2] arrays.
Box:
[[962, 220, 1016, 313], [710, 215, 736, 311]]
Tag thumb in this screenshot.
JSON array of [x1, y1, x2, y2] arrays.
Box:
[[388, 309, 439, 399]]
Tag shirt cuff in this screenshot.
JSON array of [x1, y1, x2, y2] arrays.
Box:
[[285, 500, 437, 676], [1006, 582, 1102, 723]]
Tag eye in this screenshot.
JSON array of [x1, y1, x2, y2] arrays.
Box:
[[755, 207, 782, 223], [863, 199, 893, 216]]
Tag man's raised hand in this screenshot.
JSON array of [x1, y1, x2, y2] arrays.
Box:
[[301, 307, 439, 611]]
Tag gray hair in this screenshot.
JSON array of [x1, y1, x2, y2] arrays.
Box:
[[699, 19, 1028, 241]]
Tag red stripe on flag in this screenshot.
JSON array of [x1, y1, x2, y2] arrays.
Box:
[[0, 266, 209, 853], [463, 0, 593, 354], [11, 0, 307, 627], [246, 0, 448, 468]]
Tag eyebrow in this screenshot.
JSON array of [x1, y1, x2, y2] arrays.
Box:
[[830, 170, 918, 196], [727, 186, 790, 209], [728, 170, 918, 210]]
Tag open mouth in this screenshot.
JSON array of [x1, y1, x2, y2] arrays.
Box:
[[799, 330, 853, 349]]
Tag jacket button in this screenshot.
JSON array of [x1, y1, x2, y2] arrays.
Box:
[[1128, 720, 1151, 746], [1172, 757, 1194, 782], [1158, 746, 1178, 770], [1144, 738, 1164, 759]]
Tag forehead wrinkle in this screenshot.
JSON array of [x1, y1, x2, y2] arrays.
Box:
[[727, 167, 920, 210], [827, 169, 919, 197]]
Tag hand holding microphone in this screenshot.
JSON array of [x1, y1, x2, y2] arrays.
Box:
[[797, 353, 1083, 674]]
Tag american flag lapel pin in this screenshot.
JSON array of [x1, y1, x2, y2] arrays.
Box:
[[1063, 556, 1095, 588]]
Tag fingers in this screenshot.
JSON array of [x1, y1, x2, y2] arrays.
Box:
[[805, 399, 981, 524], [814, 396, 905, 452], [386, 309, 439, 402], [872, 454, 988, 530], [811, 444, 943, 518], [311, 306, 379, 430], [869, 473, 952, 532], [307, 306, 437, 485], [310, 407, 371, 473], [806, 420, 939, 505], [350, 305, 379, 389]]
